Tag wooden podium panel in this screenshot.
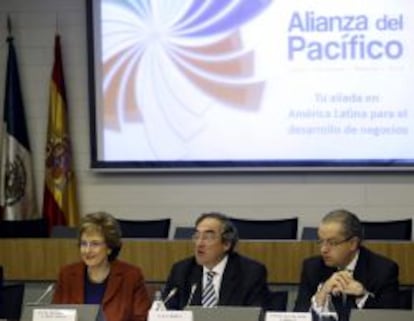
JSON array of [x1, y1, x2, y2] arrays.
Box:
[[0, 239, 413, 284]]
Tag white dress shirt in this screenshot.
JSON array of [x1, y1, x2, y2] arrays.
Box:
[[203, 255, 229, 298]]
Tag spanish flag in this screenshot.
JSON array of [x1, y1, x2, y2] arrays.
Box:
[[42, 34, 79, 231], [0, 22, 39, 221]]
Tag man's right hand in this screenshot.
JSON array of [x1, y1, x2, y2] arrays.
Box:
[[315, 270, 353, 306]]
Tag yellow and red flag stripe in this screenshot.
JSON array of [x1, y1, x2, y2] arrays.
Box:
[[42, 34, 79, 231]]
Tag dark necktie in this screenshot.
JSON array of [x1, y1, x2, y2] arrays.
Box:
[[331, 268, 353, 321], [332, 294, 352, 321]]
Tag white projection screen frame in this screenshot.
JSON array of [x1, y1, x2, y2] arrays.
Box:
[[86, 0, 414, 172]]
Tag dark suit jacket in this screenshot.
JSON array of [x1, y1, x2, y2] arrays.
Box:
[[162, 252, 269, 310], [294, 246, 399, 313], [52, 260, 151, 321]]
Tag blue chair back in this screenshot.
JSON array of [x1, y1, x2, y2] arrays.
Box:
[[50, 225, 78, 238], [230, 217, 298, 239], [362, 219, 412, 240], [118, 218, 171, 238], [0, 218, 48, 238], [301, 226, 318, 240], [174, 226, 194, 239]]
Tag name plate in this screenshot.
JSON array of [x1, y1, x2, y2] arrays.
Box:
[[148, 310, 193, 321], [33, 309, 77, 321], [265, 312, 312, 321]]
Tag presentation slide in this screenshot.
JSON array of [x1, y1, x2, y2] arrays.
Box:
[[88, 0, 414, 170]]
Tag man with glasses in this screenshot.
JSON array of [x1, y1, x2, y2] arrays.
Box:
[[294, 209, 400, 321], [162, 212, 269, 310]]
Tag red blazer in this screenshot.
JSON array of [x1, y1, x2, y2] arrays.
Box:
[[52, 260, 151, 321]]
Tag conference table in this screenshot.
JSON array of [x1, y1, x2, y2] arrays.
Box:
[[0, 239, 413, 284]]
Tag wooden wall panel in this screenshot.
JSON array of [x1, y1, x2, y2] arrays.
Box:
[[0, 240, 412, 285]]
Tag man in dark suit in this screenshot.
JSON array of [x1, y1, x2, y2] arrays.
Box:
[[163, 212, 269, 310], [294, 209, 400, 321]]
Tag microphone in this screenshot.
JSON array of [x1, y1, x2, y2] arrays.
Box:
[[185, 283, 197, 308], [27, 283, 55, 305], [163, 287, 177, 306]]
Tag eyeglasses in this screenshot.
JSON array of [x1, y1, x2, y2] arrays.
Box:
[[79, 240, 106, 249], [316, 235, 354, 248], [192, 231, 220, 243]]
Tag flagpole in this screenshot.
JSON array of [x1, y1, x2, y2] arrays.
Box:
[[7, 15, 11, 36], [55, 12, 59, 34]]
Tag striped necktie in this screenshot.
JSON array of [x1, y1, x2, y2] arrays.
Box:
[[202, 271, 217, 307]]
